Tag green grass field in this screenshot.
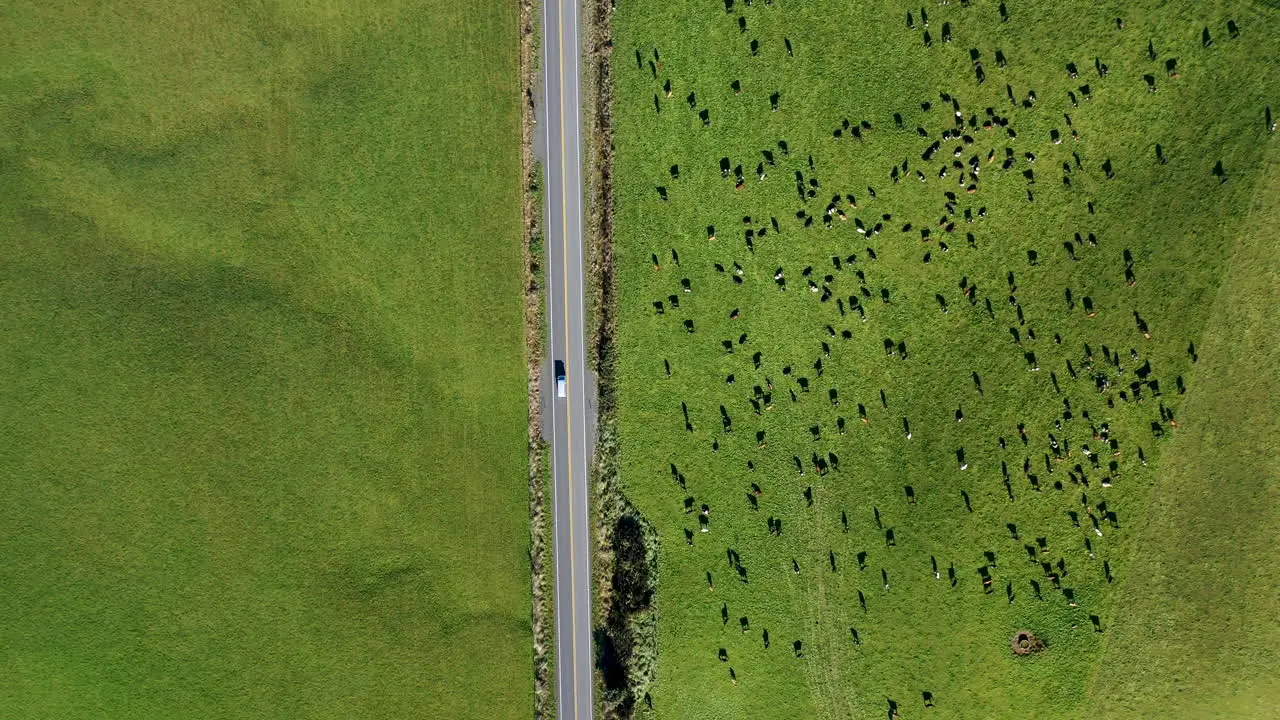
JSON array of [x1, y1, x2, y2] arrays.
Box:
[[0, 2, 532, 718], [610, 0, 1279, 717], [1089, 157, 1280, 720]]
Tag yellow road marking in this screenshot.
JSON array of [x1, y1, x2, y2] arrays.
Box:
[[554, 0, 581, 716]]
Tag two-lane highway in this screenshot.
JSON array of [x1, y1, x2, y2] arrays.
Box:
[[540, 0, 593, 717]]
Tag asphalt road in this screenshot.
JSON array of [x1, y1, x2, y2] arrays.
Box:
[[540, 0, 593, 716]]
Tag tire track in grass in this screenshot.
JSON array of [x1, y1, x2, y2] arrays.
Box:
[[797, 489, 857, 719]]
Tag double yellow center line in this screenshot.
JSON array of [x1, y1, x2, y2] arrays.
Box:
[[553, 0, 583, 716]]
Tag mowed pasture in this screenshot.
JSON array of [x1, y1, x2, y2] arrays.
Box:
[[611, 0, 1279, 718], [0, 2, 531, 718]]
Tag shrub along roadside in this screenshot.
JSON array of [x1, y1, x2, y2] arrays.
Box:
[[519, 0, 554, 713], [584, 0, 659, 717]]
